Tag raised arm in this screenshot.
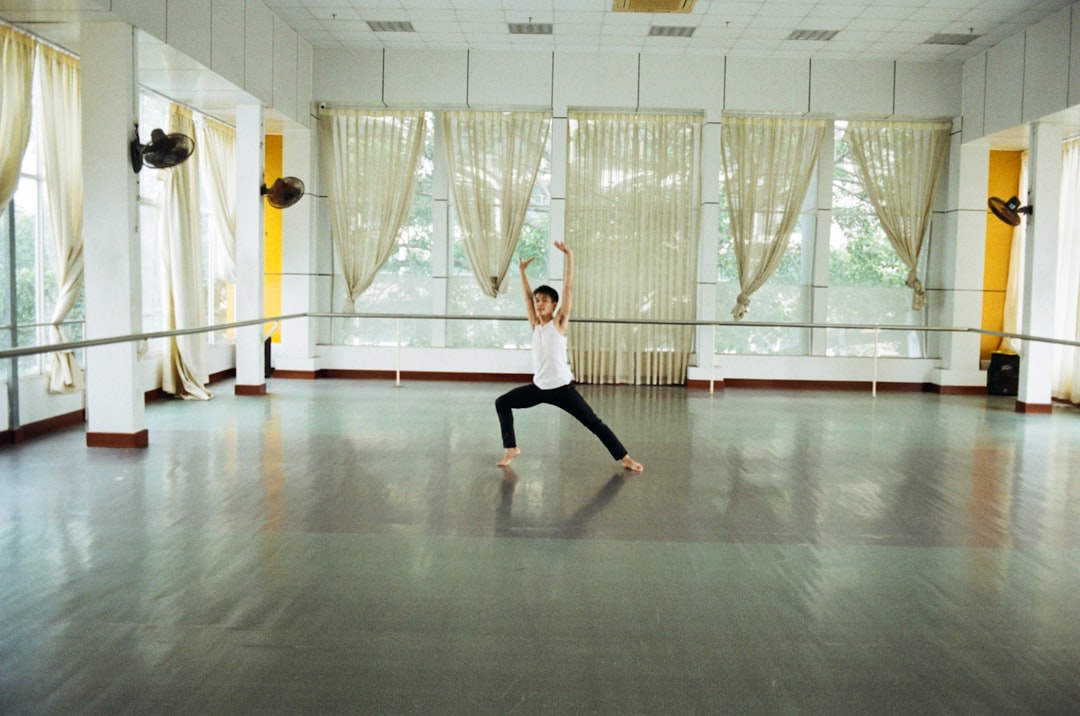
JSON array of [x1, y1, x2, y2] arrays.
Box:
[[519, 256, 539, 328], [554, 241, 573, 330]]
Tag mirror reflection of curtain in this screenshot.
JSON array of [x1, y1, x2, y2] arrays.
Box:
[[318, 108, 426, 311], [443, 110, 550, 297], [35, 45, 85, 393], [196, 117, 236, 283], [159, 104, 211, 400], [721, 115, 827, 321], [844, 120, 951, 310], [1052, 141, 1080, 402], [0, 25, 34, 210], [566, 112, 701, 386]]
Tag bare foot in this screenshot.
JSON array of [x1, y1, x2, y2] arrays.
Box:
[[621, 455, 644, 472], [497, 447, 521, 467]]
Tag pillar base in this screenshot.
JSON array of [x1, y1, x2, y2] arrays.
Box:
[[87, 429, 149, 449], [1015, 400, 1053, 414], [235, 384, 267, 396]]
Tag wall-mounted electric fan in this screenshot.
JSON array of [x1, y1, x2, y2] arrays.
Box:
[[261, 176, 306, 209], [987, 195, 1033, 227], [130, 126, 195, 173]]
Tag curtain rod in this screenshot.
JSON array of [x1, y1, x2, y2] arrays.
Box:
[[139, 84, 236, 131], [0, 19, 79, 59]]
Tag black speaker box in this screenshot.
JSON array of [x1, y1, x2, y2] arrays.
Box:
[[987, 351, 1020, 396]]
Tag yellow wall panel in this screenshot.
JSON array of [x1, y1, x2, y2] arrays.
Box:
[[265, 134, 283, 343], [982, 150, 1023, 360]]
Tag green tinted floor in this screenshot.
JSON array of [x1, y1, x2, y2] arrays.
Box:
[[2, 380, 1080, 714]]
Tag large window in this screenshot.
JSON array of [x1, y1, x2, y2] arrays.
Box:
[[2, 91, 84, 378], [446, 144, 550, 349], [715, 184, 813, 355], [341, 112, 435, 348], [829, 121, 927, 357]]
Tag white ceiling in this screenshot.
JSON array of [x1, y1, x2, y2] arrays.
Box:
[[3, 0, 1079, 142], [259, 0, 1074, 62]]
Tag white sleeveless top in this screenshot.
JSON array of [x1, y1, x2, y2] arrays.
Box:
[[532, 321, 573, 389]]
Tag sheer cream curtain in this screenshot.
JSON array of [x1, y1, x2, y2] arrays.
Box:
[[845, 120, 951, 310], [318, 108, 426, 310], [35, 46, 84, 393], [999, 153, 1028, 354], [158, 104, 211, 400], [0, 24, 34, 211], [1052, 141, 1080, 402], [196, 117, 236, 283], [566, 112, 701, 385], [721, 115, 828, 320], [443, 110, 550, 297]]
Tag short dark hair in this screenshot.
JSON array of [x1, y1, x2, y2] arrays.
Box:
[[533, 285, 559, 303]]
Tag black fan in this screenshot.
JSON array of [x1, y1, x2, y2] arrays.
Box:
[[988, 195, 1033, 227], [130, 126, 195, 173], [261, 176, 306, 209]]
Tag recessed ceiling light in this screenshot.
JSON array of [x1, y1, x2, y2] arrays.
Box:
[[925, 33, 978, 46], [648, 26, 695, 38], [366, 21, 415, 33], [508, 23, 553, 35], [788, 29, 839, 42]]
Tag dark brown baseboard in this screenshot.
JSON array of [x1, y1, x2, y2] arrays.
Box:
[[234, 384, 268, 396], [0, 409, 86, 448], [926, 384, 989, 396], [86, 429, 149, 449], [696, 378, 927, 392], [311, 369, 531, 383], [1015, 400, 1053, 414], [272, 369, 319, 380]]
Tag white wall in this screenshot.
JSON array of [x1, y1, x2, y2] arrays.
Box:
[[110, 0, 312, 127], [313, 48, 961, 118], [963, 3, 1080, 143]]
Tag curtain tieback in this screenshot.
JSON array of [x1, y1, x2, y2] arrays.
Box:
[[731, 292, 751, 321], [906, 270, 926, 311]]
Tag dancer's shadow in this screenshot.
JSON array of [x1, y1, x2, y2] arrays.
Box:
[[495, 467, 627, 539]]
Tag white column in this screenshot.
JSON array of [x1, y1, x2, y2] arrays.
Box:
[[234, 103, 266, 394], [548, 114, 568, 287], [1016, 121, 1062, 412], [276, 126, 319, 374], [689, 110, 720, 385], [931, 131, 988, 390], [81, 22, 146, 448], [431, 111, 449, 348], [810, 126, 834, 357]]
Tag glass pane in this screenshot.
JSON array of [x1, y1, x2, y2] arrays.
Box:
[[829, 121, 926, 357], [0, 203, 10, 330], [380, 112, 434, 276], [716, 202, 812, 354], [337, 274, 432, 347], [446, 276, 531, 349], [826, 286, 926, 357], [451, 145, 551, 279], [715, 282, 810, 355]]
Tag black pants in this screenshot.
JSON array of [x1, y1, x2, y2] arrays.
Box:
[[495, 382, 628, 460]]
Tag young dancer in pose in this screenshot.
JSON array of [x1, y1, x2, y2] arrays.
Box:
[[495, 241, 644, 472]]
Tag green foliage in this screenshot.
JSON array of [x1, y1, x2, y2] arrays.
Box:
[[831, 135, 907, 287]]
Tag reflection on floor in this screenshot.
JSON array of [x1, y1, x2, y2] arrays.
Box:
[[2, 379, 1079, 713]]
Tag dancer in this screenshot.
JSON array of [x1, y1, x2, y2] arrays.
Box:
[[495, 242, 644, 472]]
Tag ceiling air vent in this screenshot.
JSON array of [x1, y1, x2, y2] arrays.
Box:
[[648, 25, 695, 38], [509, 23, 553, 35], [925, 33, 978, 46], [614, 0, 696, 13], [788, 29, 839, 42], [366, 21, 415, 33]]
